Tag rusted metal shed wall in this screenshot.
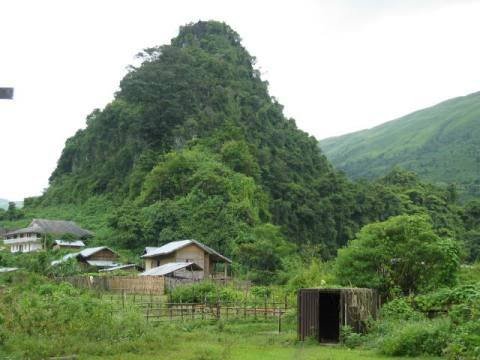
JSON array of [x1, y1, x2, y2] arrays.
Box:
[[297, 289, 320, 340]]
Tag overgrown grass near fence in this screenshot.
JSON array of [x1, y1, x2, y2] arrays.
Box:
[[103, 289, 292, 335], [1, 271, 442, 360]]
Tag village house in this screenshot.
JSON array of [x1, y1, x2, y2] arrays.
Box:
[[3, 219, 92, 253], [141, 239, 232, 280], [51, 246, 120, 270]]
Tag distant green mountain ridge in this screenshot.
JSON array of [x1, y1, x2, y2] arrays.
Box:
[[0, 199, 23, 210], [0, 199, 8, 210], [320, 91, 480, 199]]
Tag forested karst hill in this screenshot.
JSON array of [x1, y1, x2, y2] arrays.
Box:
[[41, 21, 361, 260], [31, 21, 475, 277], [320, 91, 480, 198]]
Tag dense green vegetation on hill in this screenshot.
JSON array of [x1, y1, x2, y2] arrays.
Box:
[[30, 21, 367, 266], [5, 21, 476, 276], [320, 91, 480, 199]]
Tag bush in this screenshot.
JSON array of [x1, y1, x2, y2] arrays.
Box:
[[169, 282, 242, 304], [0, 272, 150, 359], [340, 325, 364, 348], [380, 298, 424, 321], [335, 215, 460, 297], [445, 320, 480, 360], [378, 318, 451, 356], [285, 259, 335, 292]]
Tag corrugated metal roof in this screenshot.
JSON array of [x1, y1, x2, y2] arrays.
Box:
[[86, 260, 119, 267], [99, 264, 140, 272], [141, 239, 231, 263], [6, 219, 92, 238], [51, 252, 78, 266], [50, 246, 117, 266], [140, 262, 203, 276], [54, 240, 86, 247], [142, 240, 191, 257], [79, 246, 115, 258], [6, 224, 43, 236]]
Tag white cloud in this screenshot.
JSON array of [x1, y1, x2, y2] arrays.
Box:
[[1, 0, 479, 199]]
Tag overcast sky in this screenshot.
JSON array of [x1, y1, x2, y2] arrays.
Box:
[[1, 0, 480, 200]]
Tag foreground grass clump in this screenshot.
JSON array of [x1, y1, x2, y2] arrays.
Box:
[[0, 272, 161, 359], [85, 320, 438, 360], [169, 281, 242, 303], [0, 271, 441, 360], [377, 318, 450, 357], [345, 288, 480, 359]]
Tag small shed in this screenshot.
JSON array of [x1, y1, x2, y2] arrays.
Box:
[[298, 288, 379, 343]]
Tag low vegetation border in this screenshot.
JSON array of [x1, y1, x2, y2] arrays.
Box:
[[56, 275, 165, 294]]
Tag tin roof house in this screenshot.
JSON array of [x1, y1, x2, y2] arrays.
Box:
[[51, 246, 120, 270], [3, 219, 92, 253], [141, 240, 231, 280]]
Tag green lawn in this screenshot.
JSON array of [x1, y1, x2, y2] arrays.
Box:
[[84, 320, 440, 360]]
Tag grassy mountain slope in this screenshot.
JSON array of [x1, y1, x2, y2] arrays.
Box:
[[320, 91, 480, 198]]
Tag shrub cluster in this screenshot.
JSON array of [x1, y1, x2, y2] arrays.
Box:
[[352, 287, 480, 359], [168, 281, 242, 304], [0, 272, 151, 359]]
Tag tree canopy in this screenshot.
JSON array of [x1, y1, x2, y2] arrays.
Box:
[[335, 214, 460, 296]]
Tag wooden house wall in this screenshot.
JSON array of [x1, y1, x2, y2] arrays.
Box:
[[144, 244, 213, 279]]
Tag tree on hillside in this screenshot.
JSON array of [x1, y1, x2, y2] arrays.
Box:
[[335, 214, 460, 297], [5, 202, 23, 221]]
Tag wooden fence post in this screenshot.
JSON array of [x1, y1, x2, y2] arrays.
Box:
[[278, 308, 282, 333], [264, 295, 267, 320], [203, 296, 206, 320], [181, 300, 184, 321]]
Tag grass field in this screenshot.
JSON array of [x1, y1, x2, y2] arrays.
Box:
[[85, 320, 440, 360]]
